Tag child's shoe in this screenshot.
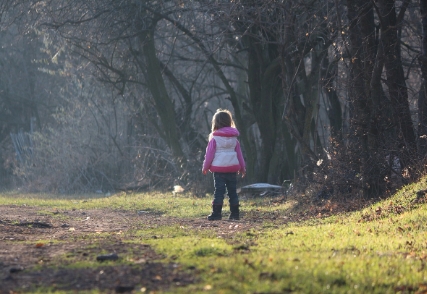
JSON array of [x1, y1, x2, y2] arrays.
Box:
[[229, 204, 240, 220], [207, 205, 222, 220]]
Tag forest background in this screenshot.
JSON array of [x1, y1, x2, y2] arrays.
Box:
[[0, 0, 426, 200]]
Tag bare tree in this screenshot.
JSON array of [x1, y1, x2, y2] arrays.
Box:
[[2, 0, 426, 198]]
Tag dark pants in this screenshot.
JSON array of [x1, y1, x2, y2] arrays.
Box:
[[213, 172, 239, 206]]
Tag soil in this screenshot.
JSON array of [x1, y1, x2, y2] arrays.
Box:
[[0, 205, 270, 293]]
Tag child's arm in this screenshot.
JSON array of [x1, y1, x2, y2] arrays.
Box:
[[202, 139, 216, 174], [235, 141, 246, 177]]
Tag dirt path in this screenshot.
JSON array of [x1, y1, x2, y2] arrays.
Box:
[[0, 205, 267, 293]]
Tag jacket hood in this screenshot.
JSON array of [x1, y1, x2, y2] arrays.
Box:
[[213, 127, 240, 137]]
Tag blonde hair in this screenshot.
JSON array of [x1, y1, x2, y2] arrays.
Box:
[[210, 109, 235, 136]]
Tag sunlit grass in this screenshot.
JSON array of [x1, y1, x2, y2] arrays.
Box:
[[148, 209, 427, 293], [3, 177, 427, 293], [0, 190, 298, 219], [0, 191, 210, 217], [144, 179, 427, 293]]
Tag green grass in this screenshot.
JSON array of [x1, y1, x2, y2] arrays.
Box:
[[0, 190, 297, 219], [2, 178, 427, 293], [147, 216, 427, 293], [0, 191, 214, 217]]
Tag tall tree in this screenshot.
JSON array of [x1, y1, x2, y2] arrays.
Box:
[[419, 0, 427, 156], [377, 0, 416, 169]]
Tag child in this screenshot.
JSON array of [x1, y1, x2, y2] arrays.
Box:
[[202, 109, 246, 220]]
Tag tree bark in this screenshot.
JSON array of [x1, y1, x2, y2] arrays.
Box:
[[246, 34, 282, 182], [139, 28, 185, 160], [419, 0, 427, 157], [321, 57, 342, 140], [378, 0, 417, 170], [346, 0, 384, 197]]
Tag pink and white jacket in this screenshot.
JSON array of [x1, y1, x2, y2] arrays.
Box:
[[202, 127, 246, 173]]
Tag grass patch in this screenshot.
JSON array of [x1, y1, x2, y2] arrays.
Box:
[[0, 190, 298, 219], [0, 191, 214, 217], [144, 180, 427, 293], [3, 177, 427, 292]]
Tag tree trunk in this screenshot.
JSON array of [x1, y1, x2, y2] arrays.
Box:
[[347, 0, 384, 197], [419, 86, 427, 156], [378, 0, 417, 170], [419, 0, 427, 157], [321, 57, 342, 140], [246, 35, 282, 182], [139, 28, 185, 160]]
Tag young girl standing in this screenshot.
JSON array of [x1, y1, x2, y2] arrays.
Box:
[[202, 109, 246, 220]]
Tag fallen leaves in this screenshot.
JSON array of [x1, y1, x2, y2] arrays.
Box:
[[153, 275, 162, 281], [360, 203, 407, 222]]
